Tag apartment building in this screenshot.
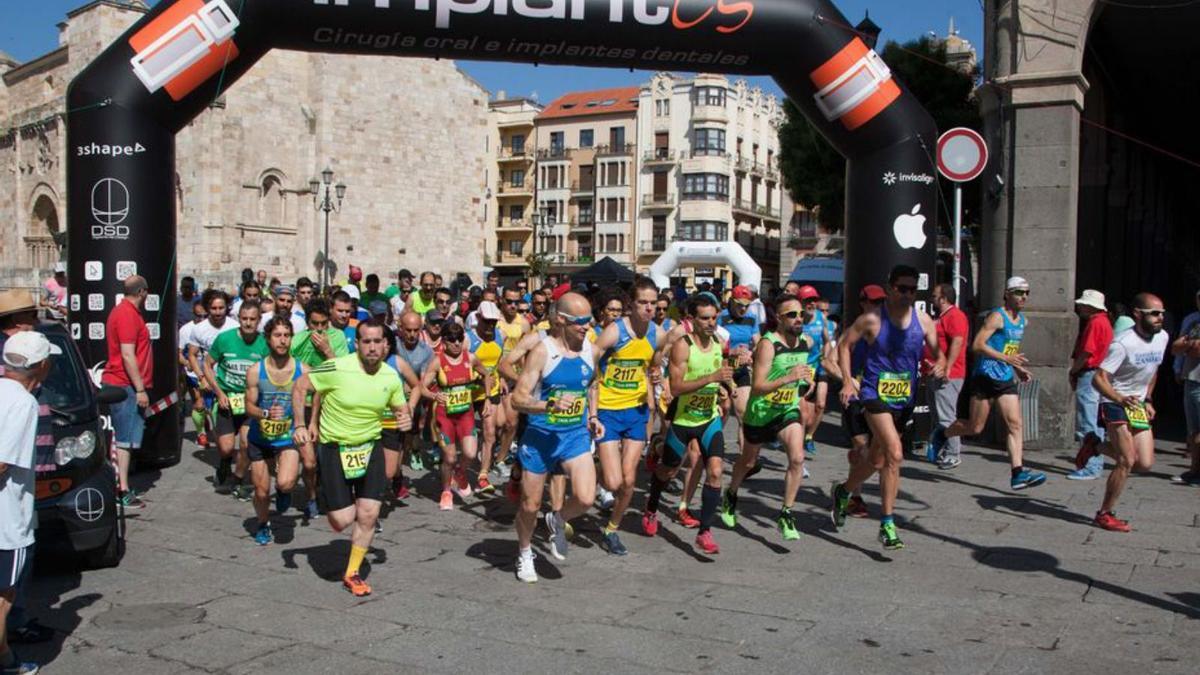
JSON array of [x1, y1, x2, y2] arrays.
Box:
[[533, 87, 639, 276], [635, 73, 789, 289], [487, 95, 542, 282]]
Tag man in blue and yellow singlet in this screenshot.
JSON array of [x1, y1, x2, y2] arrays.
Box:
[[591, 277, 661, 556], [929, 276, 1047, 491]]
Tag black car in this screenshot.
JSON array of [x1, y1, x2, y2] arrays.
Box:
[[33, 322, 127, 568]]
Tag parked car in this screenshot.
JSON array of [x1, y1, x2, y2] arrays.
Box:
[[33, 322, 127, 568]]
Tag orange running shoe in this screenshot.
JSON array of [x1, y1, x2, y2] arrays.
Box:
[[677, 507, 700, 529], [343, 574, 372, 596], [1094, 511, 1131, 532], [694, 530, 720, 554], [439, 490, 454, 511], [476, 476, 496, 496]]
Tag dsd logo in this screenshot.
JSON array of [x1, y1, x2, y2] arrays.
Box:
[[91, 178, 130, 240]]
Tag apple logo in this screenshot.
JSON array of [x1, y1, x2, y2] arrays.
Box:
[[893, 203, 927, 249]]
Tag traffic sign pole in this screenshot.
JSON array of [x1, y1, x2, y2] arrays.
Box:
[[954, 183, 963, 301], [936, 127, 988, 307]]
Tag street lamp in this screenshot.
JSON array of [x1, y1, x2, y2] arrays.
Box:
[[310, 166, 346, 290]]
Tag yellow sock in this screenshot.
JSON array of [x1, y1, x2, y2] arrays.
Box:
[[604, 522, 618, 535], [345, 544, 368, 579]]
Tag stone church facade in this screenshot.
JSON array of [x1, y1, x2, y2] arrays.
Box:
[[1, 1, 489, 290]]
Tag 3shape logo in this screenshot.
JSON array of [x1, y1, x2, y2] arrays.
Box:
[[892, 204, 927, 250], [882, 172, 897, 186]]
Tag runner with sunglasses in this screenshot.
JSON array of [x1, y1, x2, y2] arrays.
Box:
[[929, 277, 1047, 491], [466, 300, 505, 496], [422, 322, 493, 510], [491, 286, 531, 486], [720, 294, 814, 540], [830, 265, 944, 550]]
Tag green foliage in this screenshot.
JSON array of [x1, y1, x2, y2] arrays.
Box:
[[778, 36, 982, 232]]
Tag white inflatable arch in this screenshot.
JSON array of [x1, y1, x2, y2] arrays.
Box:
[[648, 241, 762, 291]]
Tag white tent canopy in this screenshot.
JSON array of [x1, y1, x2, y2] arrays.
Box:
[[647, 241, 762, 291]]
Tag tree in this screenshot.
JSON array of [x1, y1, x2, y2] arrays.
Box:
[[779, 36, 982, 232]]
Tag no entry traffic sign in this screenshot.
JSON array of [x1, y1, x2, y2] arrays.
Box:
[[937, 127, 988, 183]]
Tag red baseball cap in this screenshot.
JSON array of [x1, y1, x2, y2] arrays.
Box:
[[731, 285, 753, 301], [859, 284, 886, 302], [550, 282, 572, 302], [797, 285, 821, 301], [348, 265, 363, 282]]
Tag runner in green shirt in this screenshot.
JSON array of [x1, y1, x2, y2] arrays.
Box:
[[290, 299, 349, 367], [292, 319, 411, 597], [204, 302, 269, 497], [721, 294, 814, 540]]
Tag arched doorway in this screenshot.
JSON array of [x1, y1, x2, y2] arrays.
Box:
[[28, 193, 62, 269]]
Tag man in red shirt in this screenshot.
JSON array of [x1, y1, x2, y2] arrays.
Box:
[[929, 283, 970, 468], [1068, 289, 1114, 480], [101, 275, 153, 508]]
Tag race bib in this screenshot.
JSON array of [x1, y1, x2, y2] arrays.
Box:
[[604, 359, 643, 391], [547, 390, 586, 427], [445, 385, 473, 415], [228, 392, 246, 416], [259, 417, 290, 440], [877, 371, 912, 405], [1125, 402, 1150, 430], [338, 441, 374, 480], [686, 392, 717, 415], [1002, 341, 1021, 356], [766, 387, 797, 407]]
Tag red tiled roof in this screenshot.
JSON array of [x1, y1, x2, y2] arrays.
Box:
[[536, 86, 640, 121]]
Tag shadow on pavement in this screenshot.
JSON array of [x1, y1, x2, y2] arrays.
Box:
[[24, 563, 100, 668], [280, 539, 384, 582], [972, 494, 1094, 525], [465, 537, 563, 580]]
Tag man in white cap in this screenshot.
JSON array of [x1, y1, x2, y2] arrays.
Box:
[[930, 276, 1047, 490], [1067, 289, 1113, 480], [0, 331, 61, 675], [1171, 288, 1200, 485]]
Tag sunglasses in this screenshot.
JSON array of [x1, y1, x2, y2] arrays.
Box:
[[893, 284, 918, 294], [733, 300, 751, 307], [780, 310, 804, 320], [1136, 308, 1165, 317], [442, 335, 464, 343], [559, 312, 593, 326], [1009, 289, 1030, 297]]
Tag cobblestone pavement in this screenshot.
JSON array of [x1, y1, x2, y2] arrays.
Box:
[[22, 418, 1200, 674]]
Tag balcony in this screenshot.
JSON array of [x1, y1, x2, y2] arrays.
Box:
[[569, 218, 593, 232], [497, 117, 535, 129], [493, 250, 529, 267], [496, 182, 533, 197], [641, 193, 675, 211], [692, 104, 728, 123], [639, 238, 668, 255], [495, 217, 533, 232], [642, 148, 678, 168], [537, 147, 572, 160], [595, 143, 634, 157], [734, 155, 752, 173], [570, 180, 595, 197], [732, 198, 781, 221], [497, 146, 533, 162], [691, 149, 729, 160]]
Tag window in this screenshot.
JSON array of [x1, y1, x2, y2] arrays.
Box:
[[694, 86, 725, 107], [652, 216, 666, 250], [678, 221, 728, 242], [508, 204, 525, 221], [508, 239, 524, 255], [693, 128, 726, 156], [550, 131, 564, 152], [579, 129, 594, 148], [609, 127, 625, 148], [578, 201, 593, 224], [655, 99, 670, 116], [509, 169, 525, 187], [511, 134, 525, 153], [682, 173, 729, 201]]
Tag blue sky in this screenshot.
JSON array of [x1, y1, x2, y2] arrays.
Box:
[[2, 0, 982, 103]]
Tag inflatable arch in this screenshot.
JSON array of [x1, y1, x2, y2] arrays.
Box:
[[648, 241, 761, 291], [66, 0, 939, 453]]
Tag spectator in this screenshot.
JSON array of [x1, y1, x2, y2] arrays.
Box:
[[746, 284, 767, 326], [386, 268, 415, 300], [0, 331, 60, 675], [1170, 289, 1200, 485], [295, 277, 315, 313], [929, 283, 970, 468], [361, 274, 388, 309], [101, 275, 153, 509], [0, 292, 38, 351], [255, 269, 268, 289], [43, 262, 68, 320], [177, 275, 198, 328], [1067, 289, 1114, 480]]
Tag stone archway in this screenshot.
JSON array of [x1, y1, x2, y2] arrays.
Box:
[[28, 191, 62, 269]]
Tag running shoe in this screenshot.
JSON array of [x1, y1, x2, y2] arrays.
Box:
[[938, 455, 962, 470], [232, 484, 253, 502], [0, 654, 39, 675], [476, 476, 496, 496], [744, 457, 764, 479], [505, 479, 521, 504], [395, 481, 411, 501], [596, 485, 616, 510], [1074, 432, 1101, 470], [197, 432, 208, 448], [677, 507, 700, 529], [804, 437, 817, 458], [777, 509, 800, 541], [453, 468, 473, 498], [1010, 468, 1047, 490], [601, 530, 629, 556], [545, 512, 568, 561], [878, 521, 904, 550], [374, 521, 383, 534], [342, 574, 372, 597], [253, 523, 272, 546], [493, 462, 512, 480], [409, 453, 425, 471], [802, 464, 811, 479], [275, 490, 292, 515], [1169, 470, 1200, 486], [718, 489, 738, 528], [641, 512, 659, 537], [694, 530, 720, 554], [927, 426, 947, 462], [1094, 511, 1131, 532], [515, 551, 538, 584], [304, 499, 320, 521], [829, 481, 850, 530], [847, 495, 869, 518], [439, 490, 454, 511], [1066, 455, 1104, 481], [118, 490, 146, 510]]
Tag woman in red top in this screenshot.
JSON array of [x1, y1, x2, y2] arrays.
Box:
[[421, 322, 493, 511]]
